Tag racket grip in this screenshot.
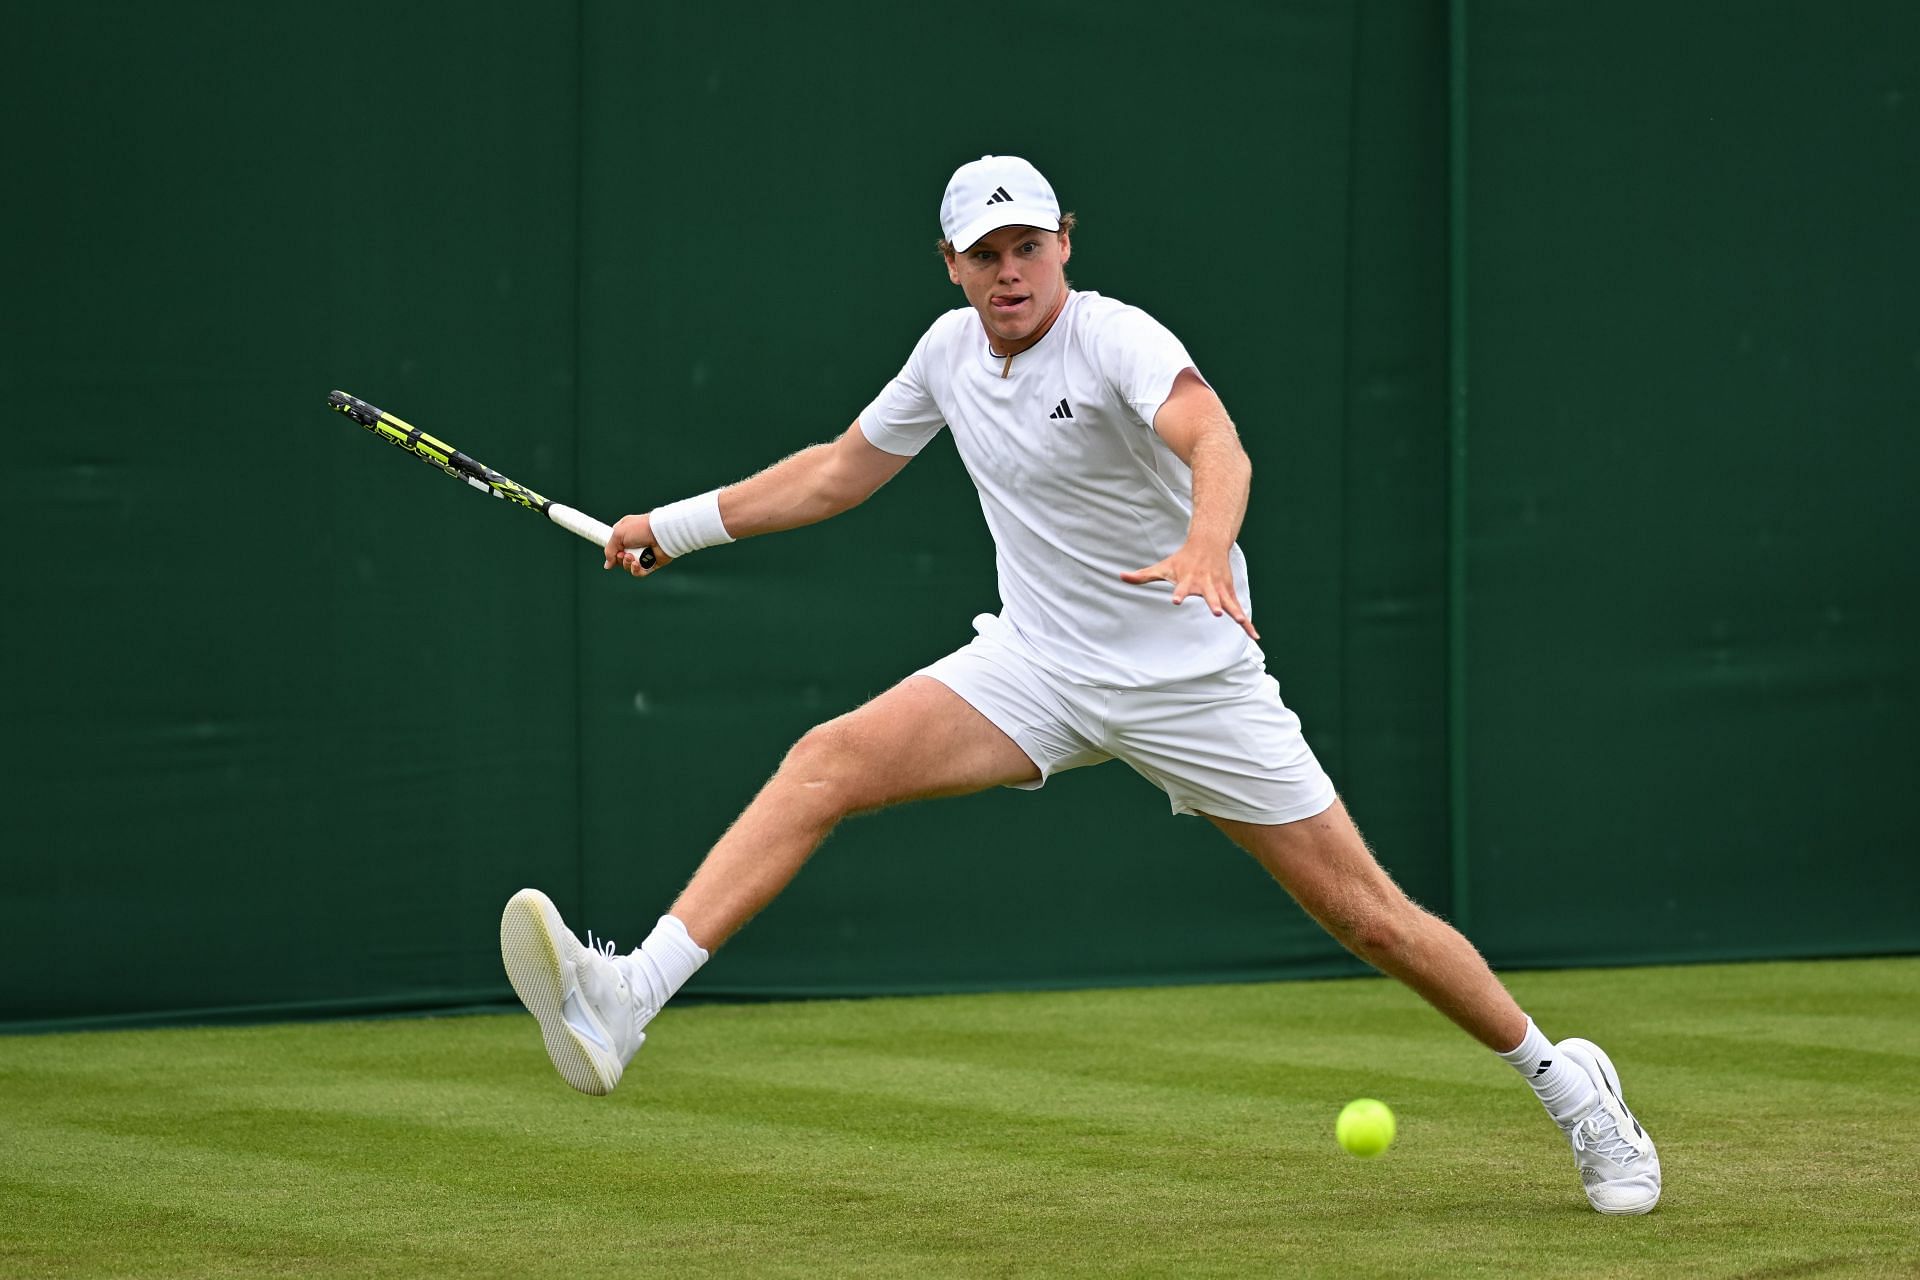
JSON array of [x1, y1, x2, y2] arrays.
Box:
[[547, 503, 656, 569]]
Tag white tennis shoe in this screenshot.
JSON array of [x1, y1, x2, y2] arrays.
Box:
[[1556, 1037, 1661, 1214], [500, 888, 654, 1096]]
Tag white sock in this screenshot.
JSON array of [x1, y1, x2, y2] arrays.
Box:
[[1497, 1016, 1597, 1127], [624, 915, 709, 1012]]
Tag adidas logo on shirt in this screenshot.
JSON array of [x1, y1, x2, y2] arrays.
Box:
[[985, 186, 1013, 205], [1048, 398, 1073, 420]]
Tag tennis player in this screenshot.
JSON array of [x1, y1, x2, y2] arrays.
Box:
[[500, 155, 1661, 1215]]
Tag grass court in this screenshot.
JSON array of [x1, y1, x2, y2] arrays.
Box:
[[3, 957, 1914, 1278]]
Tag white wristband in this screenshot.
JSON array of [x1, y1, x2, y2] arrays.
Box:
[[649, 489, 734, 559]]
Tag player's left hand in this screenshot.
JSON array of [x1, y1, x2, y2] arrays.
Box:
[[1120, 547, 1259, 640]]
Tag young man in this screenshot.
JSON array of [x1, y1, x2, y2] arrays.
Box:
[[500, 155, 1661, 1215]]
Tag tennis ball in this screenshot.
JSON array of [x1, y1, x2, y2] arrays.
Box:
[[1336, 1098, 1396, 1157]]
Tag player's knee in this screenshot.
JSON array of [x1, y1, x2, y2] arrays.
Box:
[[1347, 911, 1407, 964], [1339, 897, 1420, 967], [778, 721, 877, 817]]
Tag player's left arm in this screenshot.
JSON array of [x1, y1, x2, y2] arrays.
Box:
[[1119, 369, 1259, 640]]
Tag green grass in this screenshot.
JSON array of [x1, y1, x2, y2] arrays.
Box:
[[3, 958, 1916, 1278]]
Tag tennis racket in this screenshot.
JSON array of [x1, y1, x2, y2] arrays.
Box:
[[326, 390, 654, 570]]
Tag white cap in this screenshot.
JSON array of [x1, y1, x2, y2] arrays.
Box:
[[940, 155, 1061, 252]]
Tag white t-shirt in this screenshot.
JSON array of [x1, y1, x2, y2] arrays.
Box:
[[859, 290, 1263, 688]]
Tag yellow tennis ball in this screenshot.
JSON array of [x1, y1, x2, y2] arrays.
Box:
[[1336, 1098, 1396, 1157]]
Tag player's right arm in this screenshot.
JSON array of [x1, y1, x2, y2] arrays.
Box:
[[714, 421, 913, 535], [603, 421, 912, 574]]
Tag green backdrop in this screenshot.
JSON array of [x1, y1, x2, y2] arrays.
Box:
[[1457, 1, 1920, 964], [3, 0, 1912, 1031]]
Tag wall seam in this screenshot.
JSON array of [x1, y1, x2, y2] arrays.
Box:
[[1446, 0, 1472, 930], [1337, 0, 1365, 785], [571, 0, 589, 914]]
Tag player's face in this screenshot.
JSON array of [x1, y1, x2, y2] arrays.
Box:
[[946, 224, 1072, 356]]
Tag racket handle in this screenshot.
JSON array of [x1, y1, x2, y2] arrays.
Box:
[[547, 504, 656, 569]]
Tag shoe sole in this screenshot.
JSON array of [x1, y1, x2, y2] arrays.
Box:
[[500, 888, 619, 1096], [1559, 1037, 1659, 1215]]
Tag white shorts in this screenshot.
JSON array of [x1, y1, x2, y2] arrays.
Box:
[[916, 616, 1337, 826]]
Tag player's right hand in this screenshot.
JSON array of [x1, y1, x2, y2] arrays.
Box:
[[604, 513, 669, 577]]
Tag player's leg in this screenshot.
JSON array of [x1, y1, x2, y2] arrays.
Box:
[[502, 673, 1041, 1097], [669, 673, 1041, 949], [1211, 802, 1660, 1214], [1208, 800, 1523, 1049]]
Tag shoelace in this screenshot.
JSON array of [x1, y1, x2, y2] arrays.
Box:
[[1573, 1106, 1641, 1167], [581, 932, 641, 1039]]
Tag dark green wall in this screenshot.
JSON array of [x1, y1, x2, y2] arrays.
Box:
[[1459, 1, 1920, 963], [6, 3, 590, 1025], [2, 1, 1911, 1030]]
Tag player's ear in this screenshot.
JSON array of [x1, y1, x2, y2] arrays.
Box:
[[1056, 228, 1071, 266], [942, 243, 961, 286]]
